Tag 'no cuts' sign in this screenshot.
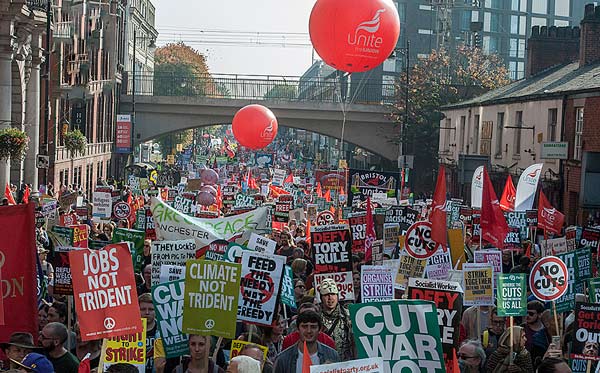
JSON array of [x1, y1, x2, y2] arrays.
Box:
[[404, 221, 443, 260], [529, 256, 568, 302]]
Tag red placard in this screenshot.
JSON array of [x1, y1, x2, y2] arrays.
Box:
[[115, 115, 132, 153], [71, 224, 89, 248], [70, 243, 142, 340]]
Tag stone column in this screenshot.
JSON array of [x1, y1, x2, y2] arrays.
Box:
[[24, 32, 42, 190], [0, 36, 13, 190]]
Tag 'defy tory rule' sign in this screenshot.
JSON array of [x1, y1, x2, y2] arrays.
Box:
[[311, 224, 353, 273]]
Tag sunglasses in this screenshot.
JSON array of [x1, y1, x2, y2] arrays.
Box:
[[527, 311, 537, 316]]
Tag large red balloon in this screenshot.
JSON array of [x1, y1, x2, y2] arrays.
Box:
[[309, 0, 400, 73], [232, 104, 278, 150]]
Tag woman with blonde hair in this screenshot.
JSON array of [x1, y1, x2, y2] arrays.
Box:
[[485, 326, 534, 373]]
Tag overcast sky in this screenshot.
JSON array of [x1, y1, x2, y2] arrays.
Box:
[[153, 0, 318, 76]]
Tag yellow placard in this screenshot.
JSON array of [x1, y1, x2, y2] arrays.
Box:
[[101, 318, 147, 371], [462, 264, 494, 306], [229, 339, 268, 361], [448, 228, 466, 270]]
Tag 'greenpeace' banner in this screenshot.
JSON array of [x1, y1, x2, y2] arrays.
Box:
[[350, 300, 444, 373], [238, 251, 285, 325], [150, 197, 270, 253], [70, 243, 142, 340], [407, 278, 463, 373], [152, 280, 188, 358], [183, 260, 240, 339], [151, 240, 197, 285], [311, 224, 352, 273]]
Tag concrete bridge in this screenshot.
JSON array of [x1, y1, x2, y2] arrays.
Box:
[[120, 73, 400, 161]]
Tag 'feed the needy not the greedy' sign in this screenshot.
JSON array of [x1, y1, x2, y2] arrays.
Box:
[[238, 251, 285, 325], [70, 243, 142, 340]]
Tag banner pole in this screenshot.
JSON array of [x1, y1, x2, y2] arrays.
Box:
[[212, 336, 223, 362], [586, 360, 592, 373], [509, 316, 514, 363], [67, 295, 73, 349], [476, 306, 481, 341], [552, 301, 560, 339]]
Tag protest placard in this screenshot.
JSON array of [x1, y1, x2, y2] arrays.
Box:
[[540, 237, 568, 257], [425, 247, 452, 280], [52, 246, 77, 295], [570, 303, 600, 373], [555, 251, 577, 313], [71, 224, 89, 248], [307, 204, 317, 223], [589, 278, 600, 303], [473, 249, 502, 275], [361, 266, 394, 303], [349, 212, 367, 254], [172, 195, 194, 215], [223, 242, 253, 263], [462, 263, 494, 306], [183, 260, 241, 338], [151, 240, 197, 285], [70, 243, 142, 340], [272, 168, 286, 186], [407, 278, 463, 373], [101, 318, 146, 372], [311, 224, 352, 273], [530, 256, 569, 302], [350, 300, 445, 373], [383, 251, 427, 290], [152, 280, 188, 358], [112, 228, 146, 273], [404, 221, 442, 260], [280, 266, 296, 309], [93, 192, 112, 220], [496, 274, 527, 317], [238, 252, 285, 325], [204, 239, 229, 261], [383, 223, 399, 257], [52, 225, 74, 246], [314, 272, 355, 303], [310, 358, 385, 373], [229, 340, 268, 361], [159, 265, 186, 283], [247, 232, 276, 254], [384, 206, 418, 233]]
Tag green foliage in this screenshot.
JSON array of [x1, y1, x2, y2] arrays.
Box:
[[264, 84, 297, 100], [64, 129, 87, 157], [393, 45, 510, 192], [0, 127, 29, 160]]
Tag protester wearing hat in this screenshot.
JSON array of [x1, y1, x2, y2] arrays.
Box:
[[10, 353, 54, 373], [319, 278, 354, 360], [1, 333, 40, 371]]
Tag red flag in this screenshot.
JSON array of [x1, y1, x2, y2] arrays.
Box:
[[22, 185, 30, 204], [78, 353, 91, 373], [4, 183, 15, 205], [480, 167, 509, 247], [302, 341, 312, 373], [499, 176, 516, 212], [247, 170, 258, 190], [452, 348, 460, 373], [316, 182, 322, 198], [429, 166, 447, 247], [216, 185, 223, 210], [364, 196, 376, 263], [305, 219, 311, 245], [538, 190, 564, 235], [284, 173, 294, 185], [324, 189, 331, 202]]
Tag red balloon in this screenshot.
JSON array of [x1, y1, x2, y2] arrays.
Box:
[[309, 0, 400, 73], [232, 105, 278, 150]]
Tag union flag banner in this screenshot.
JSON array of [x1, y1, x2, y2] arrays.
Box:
[[70, 243, 142, 341]]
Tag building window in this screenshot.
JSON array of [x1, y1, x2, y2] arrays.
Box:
[[473, 114, 480, 155], [383, 59, 396, 73], [59, 170, 65, 188], [419, 4, 432, 10], [517, 62, 524, 79], [547, 108, 557, 141], [555, 1, 570, 17], [418, 29, 433, 35], [518, 39, 526, 58], [511, 16, 519, 34], [495, 112, 504, 158], [509, 61, 517, 80], [511, 0, 519, 11], [459, 116, 466, 153], [445, 118, 452, 151], [514, 111, 523, 155], [97, 161, 103, 180], [510, 39, 517, 57], [382, 75, 395, 97], [532, 0, 548, 14], [532, 17, 547, 27], [484, 12, 491, 32], [575, 107, 584, 160], [554, 20, 569, 26], [519, 16, 527, 35]]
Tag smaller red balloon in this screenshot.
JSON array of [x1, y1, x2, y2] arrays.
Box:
[[232, 105, 278, 150]]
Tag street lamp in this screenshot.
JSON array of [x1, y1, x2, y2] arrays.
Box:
[[394, 40, 411, 197], [130, 29, 156, 165]]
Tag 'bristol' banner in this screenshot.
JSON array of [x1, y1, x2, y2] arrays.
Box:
[[348, 169, 397, 206], [350, 300, 444, 373]]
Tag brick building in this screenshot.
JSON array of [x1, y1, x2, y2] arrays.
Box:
[[439, 3, 600, 225]]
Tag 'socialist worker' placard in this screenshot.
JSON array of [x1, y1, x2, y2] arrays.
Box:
[[182, 260, 241, 339]]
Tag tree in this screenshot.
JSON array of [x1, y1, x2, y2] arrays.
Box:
[[392, 45, 510, 192], [264, 84, 297, 100]]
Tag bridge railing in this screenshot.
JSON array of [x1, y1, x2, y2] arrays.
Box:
[[126, 73, 397, 105]]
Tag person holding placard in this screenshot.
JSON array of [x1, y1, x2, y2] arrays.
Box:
[[522, 301, 550, 367], [485, 326, 533, 373]]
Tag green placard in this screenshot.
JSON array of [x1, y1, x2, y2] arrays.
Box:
[[350, 300, 445, 372], [50, 226, 74, 246], [496, 273, 527, 317], [182, 260, 241, 339], [135, 209, 146, 231], [152, 280, 189, 358], [112, 228, 146, 273], [280, 266, 296, 309], [588, 278, 600, 304]]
